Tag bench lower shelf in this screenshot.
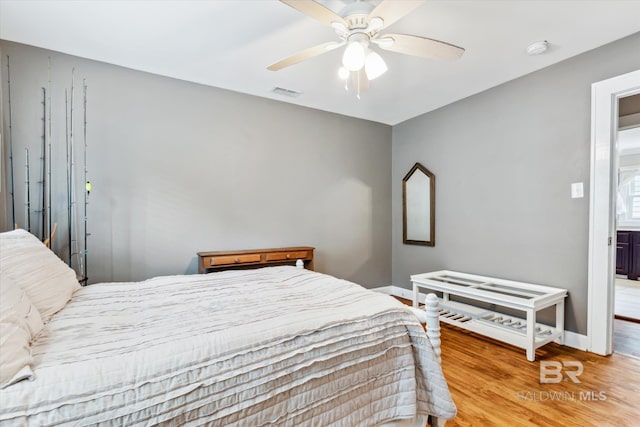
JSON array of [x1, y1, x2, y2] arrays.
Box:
[[423, 299, 562, 356]]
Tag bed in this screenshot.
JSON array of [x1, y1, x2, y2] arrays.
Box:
[[0, 229, 456, 426]]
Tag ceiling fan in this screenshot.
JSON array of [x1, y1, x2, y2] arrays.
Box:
[[267, 0, 465, 97]]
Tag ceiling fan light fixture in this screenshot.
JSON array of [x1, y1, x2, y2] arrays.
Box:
[[364, 51, 387, 80], [269, 0, 465, 99], [342, 41, 366, 71]]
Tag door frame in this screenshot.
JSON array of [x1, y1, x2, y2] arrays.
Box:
[[588, 69, 640, 355]]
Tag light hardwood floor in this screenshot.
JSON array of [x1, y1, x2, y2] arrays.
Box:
[[615, 278, 640, 321], [394, 297, 640, 426], [439, 325, 640, 426], [614, 318, 640, 358]]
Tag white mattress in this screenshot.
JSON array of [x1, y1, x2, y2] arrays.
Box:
[[0, 266, 456, 426]]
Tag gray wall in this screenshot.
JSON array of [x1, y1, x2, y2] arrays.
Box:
[[4, 31, 640, 334], [0, 41, 392, 287], [392, 32, 640, 335]]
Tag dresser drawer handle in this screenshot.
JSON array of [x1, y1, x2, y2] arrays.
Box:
[[286, 254, 290, 259], [234, 257, 239, 263]]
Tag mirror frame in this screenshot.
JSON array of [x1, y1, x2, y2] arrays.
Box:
[[402, 162, 435, 246]]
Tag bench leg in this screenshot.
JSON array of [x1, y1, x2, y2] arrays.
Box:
[[556, 300, 565, 345], [526, 309, 536, 362]]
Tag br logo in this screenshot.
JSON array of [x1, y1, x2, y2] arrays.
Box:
[[539, 361, 583, 384]]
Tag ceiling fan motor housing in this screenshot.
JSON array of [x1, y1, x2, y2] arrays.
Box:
[[347, 32, 370, 47], [332, 1, 383, 39]]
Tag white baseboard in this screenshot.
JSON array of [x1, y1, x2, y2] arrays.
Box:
[[374, 285, 409, 298], [373, 285, 590, 352], [373, 285, 423, 302]]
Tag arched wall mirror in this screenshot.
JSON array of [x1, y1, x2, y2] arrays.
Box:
[[403, 162, 435, 246]]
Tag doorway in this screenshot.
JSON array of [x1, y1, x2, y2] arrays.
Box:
[[588, 69, 640, 357], [613, 94, 640, 358]]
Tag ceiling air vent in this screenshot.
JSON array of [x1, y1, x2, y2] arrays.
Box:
[[271, 87, 302, 98]]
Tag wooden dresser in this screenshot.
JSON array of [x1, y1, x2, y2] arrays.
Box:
[[197, 246, 314, 274]]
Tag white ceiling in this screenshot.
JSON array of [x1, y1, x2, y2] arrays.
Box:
[[1, 0, 640, 125]]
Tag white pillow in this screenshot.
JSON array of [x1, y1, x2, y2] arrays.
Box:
[[0, 274, 44, 337], [0, 318, 33, 389], [0, 229, 80, 322], [0, 274, 44, 388]]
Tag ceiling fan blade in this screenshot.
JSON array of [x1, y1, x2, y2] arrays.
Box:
[[280, 0, 347, 28], [351, 68, 370, 95], [367, 0, 424, 30], [267, 41, 344, 71], [376, 34, 465, 61]]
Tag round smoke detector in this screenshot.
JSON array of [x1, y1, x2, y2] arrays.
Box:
[[526, 40, 549, 56]]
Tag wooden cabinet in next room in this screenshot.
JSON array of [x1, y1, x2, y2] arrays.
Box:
[[617, 230, 640, 280], [617, 231, 631, 276]]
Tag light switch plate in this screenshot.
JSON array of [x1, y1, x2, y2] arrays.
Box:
[[571, 182, 584, 198]]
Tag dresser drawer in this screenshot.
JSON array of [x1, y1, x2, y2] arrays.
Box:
[[206, 254, 262, 267], [265, 251, 309, 262], [197, 246, 314, 273]]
